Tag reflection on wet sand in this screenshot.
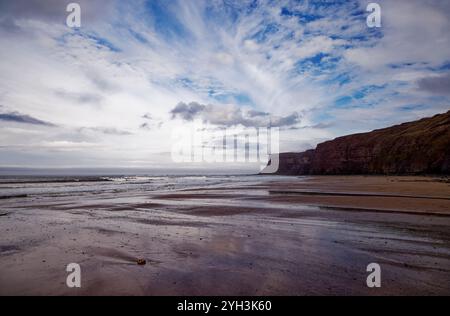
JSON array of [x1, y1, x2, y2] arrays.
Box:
[[0, 176, 449, 295]]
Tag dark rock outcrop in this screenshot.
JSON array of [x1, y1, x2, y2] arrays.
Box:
[[267, 110, 450, 175]]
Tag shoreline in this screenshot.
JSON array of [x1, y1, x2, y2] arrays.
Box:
[[0, 175, 449, 295]]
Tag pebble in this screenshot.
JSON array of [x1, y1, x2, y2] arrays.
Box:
[[137, 259, 146, 265]]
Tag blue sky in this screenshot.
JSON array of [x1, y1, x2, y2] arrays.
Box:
[[0, 0, 449, 168]]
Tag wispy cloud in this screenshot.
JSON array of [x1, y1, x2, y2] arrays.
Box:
[[417, 73, 450, 96], [78, 127, 132, 136], [0, 0, 449, 167], [0, 110, 55, 126], [170, 102, 301, 127], [55, 89, 103, 105]]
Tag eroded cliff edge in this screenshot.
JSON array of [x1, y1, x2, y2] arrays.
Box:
[[267, 110, 450, 175]]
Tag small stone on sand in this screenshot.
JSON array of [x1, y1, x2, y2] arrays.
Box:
[[137, 259, 146, 265]]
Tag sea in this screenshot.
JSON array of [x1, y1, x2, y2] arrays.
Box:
[[0, 168, 288, 199]]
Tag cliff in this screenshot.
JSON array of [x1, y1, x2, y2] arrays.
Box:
[[268, 110, 450, 175]]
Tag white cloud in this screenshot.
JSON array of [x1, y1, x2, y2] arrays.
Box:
[[0, 0, 449, 168]]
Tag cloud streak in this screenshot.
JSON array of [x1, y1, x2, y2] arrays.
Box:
[[0, 0, 449, 168], [417, 73, 450, 96], [170, 102, 301, 127], [0, 111, 55, 126]]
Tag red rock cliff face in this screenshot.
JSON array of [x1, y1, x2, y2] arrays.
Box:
[[270, 111, 450, 175]]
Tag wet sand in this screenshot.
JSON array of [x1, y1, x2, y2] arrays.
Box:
[[0, 176, 449, 295]]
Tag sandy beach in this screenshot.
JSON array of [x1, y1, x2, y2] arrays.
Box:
[[0, 175, 449, 295]]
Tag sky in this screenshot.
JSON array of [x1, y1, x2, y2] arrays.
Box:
[[0, 0, 449, 170]]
